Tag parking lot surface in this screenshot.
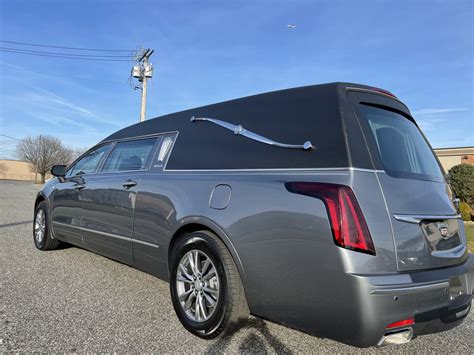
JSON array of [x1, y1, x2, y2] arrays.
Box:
[[1, 180, 473, 353]]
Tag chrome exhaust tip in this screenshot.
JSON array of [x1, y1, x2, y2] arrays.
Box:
[[377, 328, 414, 347]]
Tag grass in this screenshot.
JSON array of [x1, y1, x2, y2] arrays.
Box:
[[465, 223, 474, 253]]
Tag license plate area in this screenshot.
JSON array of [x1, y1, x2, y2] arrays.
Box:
[[421, 219, 461, 252]]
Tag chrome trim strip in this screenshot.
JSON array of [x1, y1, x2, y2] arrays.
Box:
[[52, 221, 131, 242], [393, 214, 462, 224], [163, 167, 385, 173], [133, 238, 160, 248], [371, 281, 449, 295], [190, 116, 313, 150], [52, 221, 81, 229], [79, 226, 131, 241], [101, 130, 179, 144]]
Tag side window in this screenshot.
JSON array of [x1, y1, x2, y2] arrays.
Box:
[[101, 138, 156, 172], [66, 144, 111, 177]]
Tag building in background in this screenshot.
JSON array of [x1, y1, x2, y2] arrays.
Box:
[[0, 159, 50, 183], [434, 146, 474, 172]]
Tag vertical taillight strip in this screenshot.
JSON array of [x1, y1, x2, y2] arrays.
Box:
[[285, 182, 376, 255]]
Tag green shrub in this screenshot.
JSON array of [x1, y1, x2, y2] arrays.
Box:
[[448, 164, 474, 205], [459, 202, 472, 222]]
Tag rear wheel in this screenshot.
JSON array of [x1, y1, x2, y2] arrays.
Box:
[[33, 201, 61, 251], [170, 230, 249, 339]]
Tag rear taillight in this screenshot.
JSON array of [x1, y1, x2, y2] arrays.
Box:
[[285, 182, 376, 255]]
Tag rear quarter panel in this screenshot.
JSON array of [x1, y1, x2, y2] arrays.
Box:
[[132, 169, 396, 340]]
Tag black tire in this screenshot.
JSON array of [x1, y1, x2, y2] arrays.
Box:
[[33, 201, 61, 251], [170, 230, 249, 339]]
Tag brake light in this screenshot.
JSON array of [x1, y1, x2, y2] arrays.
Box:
[[368, 86, 398, 98], [285, 182, 376, 255], [386, 318, 414, 329]]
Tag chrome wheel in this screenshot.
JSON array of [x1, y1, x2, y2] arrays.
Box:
[[176, 249, 220, 322], [34, 209, 46, 244]]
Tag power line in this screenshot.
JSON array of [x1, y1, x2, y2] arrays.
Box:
[[0, 46, 133, 58], [0, 49, 131, 62], [0, 134, 23, 141], [0, 40, 135, 52]]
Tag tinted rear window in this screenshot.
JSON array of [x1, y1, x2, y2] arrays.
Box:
[[102, 138, 156, 172], [359, 104, 443, 182]]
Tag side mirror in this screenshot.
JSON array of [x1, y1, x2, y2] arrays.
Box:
[[51, 165, 66, 179]]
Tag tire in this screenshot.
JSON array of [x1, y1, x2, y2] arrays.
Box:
[[170, 230, 249, 339], [33, 201, 61, 251]]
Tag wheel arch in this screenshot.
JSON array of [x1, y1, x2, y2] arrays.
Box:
[[34, 192, 48, 211], [168, 217, 247, 284]]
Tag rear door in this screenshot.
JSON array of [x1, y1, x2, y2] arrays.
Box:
[[348, 90, 468, 271], [81, 137, 160, 264]]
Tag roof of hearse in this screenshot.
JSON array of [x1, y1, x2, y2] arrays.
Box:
[[103, 82, 360, 142], [101, 82, 392, 170]]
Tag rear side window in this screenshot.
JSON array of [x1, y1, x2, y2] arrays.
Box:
[[102, 138, 156, 172], [359, 104, 443, 182]]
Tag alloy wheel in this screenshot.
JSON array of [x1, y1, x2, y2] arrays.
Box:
[[34, 209, 46, 244], [176, 249, 220, 322]]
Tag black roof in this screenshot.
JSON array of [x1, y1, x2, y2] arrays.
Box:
[[102, 82, 388, 170]]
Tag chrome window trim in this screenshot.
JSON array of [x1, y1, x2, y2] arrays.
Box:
[[190, 116, 313, 150], [163, 167, 385, 173], [100, 131, 179, 144]]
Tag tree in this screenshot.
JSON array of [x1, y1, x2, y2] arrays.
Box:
[[16, 135, 73, 183], [448, 164, 474, 206]]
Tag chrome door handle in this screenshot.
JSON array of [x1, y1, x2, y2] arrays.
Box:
[[122, 180, 137, 189], [74, 184, 85, 190]]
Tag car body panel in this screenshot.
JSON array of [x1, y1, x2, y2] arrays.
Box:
[[80, 172, 142, 264], [37, 82, 473, 347], [50, 175, 85, 246]]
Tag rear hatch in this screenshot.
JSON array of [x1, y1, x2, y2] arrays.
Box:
[[348, 89, 468, 271]]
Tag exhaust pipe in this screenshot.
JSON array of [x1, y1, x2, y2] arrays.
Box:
[[377, 328, 414, 347]]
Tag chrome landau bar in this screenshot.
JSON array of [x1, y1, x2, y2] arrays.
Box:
[[190, 116, 314, 150]]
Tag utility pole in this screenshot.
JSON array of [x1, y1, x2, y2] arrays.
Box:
[[132, 48, 154, 122]]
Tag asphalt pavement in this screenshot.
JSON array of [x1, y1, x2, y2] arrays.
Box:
[[1, 180, 473, 353]]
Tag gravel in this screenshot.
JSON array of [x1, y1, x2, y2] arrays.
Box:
[[1, 180, 473, 353]]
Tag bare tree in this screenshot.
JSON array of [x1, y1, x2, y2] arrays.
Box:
[[16, 135, 73, 183], [70, 147, 87, 161]]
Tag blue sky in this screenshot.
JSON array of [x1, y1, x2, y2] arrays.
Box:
[[0, 0, 472, 158]]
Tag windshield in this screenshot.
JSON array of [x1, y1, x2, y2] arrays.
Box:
[[359, 104, 443, 182]]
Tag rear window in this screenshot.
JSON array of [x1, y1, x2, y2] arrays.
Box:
[[102, 138, 156, 172], [359, 104, 443, 182]]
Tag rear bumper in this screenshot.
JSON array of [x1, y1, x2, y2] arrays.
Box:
[[343, 255, 474, 347]]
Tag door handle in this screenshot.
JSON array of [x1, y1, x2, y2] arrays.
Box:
[[74, 184, 85, 190], [122, 180, 137, 189]]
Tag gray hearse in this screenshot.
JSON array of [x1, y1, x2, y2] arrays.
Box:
[[34, 83, 473, 347]]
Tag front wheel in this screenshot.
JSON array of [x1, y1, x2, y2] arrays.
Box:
[[33, 201, 61, 251], [170, 230, 249, 339]]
